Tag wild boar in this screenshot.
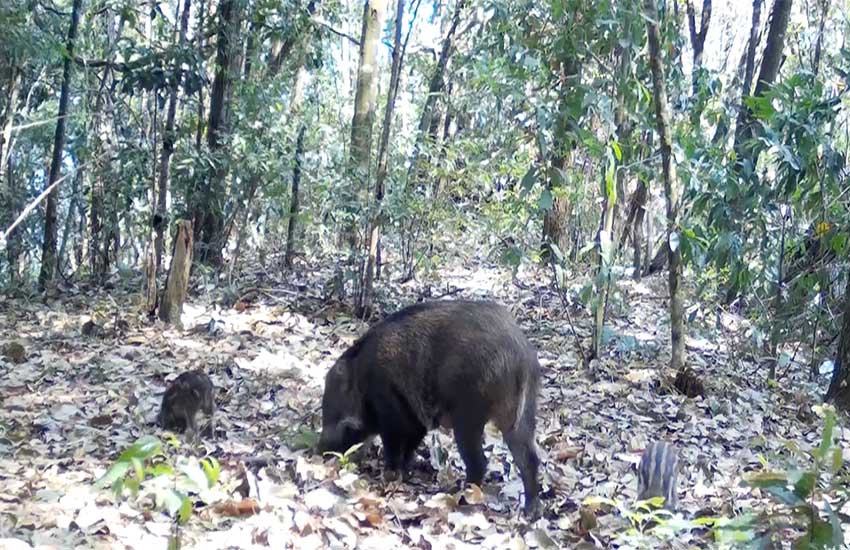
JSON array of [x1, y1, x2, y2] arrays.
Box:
[[158, 370, 215, 443], [637, 440, 679, 511], [318, 299, 541, 518]]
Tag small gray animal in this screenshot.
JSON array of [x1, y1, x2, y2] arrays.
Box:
[[158, 370, 215, 442], [637, 440, 679, 511]]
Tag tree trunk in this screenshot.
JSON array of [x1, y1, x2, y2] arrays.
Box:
[[343, 0, 387, 300], [630, 180, 649, 278], [811, 0, 828, 76], [160, 220, 193, 327], [194, 0, 242, 266], [733, 0, 792, 160], [592, 47, 631, 358], [713, 0, 761, 146], [0, 70, 21, 282], [592, 172, 616, 359], [645, 0, 686, 372], [541, 155, 572, 259], [357, 0, 405, 318], [284, 124, 306, 269], [194, 0, 207, 150], [4, 157, 21, 285], [38, 0, 83, 290], [0, 68, 21, 182], [686, 0, 712, 95], [57, 169, 83, 274], [826, 269, 850, 410], [155, 0, 192, 275], [281, 28, 313, 268], [268, 0, 319, 74], [408, 0, 466, 187], [144, 242, 157, 314], [349, 0, 387, 199]]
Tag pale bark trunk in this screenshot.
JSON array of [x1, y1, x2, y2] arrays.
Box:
[[160, 220, 193, 326], [357, 0, 405, 317], [343, 0, 387, 301], [592, 174, 616, 359]]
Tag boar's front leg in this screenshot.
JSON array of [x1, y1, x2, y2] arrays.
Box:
[[367, 384, 426, 480], [400, 426, 426, 473], [451, 410, 488, 487]]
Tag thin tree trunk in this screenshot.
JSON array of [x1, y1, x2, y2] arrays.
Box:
[[284, 124, 306, 268], [5, 156, 21, 285], [592, 172, 616, 359], [195, 0, 242, 266], [39, 0, 83, 290], [269, 0, 319, 74], [630, 180, 648, 278], [408, 0, 466, 187], [825, 267, 850, 410], [343, 0, 387, 301], [58, 169, 83, 274], [811, 0, 828, 76], [0, 70, 22, 282], [712, 0, 762, 146], [155, 0, 192, 274], [686, 0, 712, 95], [0, 69, 21, 181], [733, 0, 792, 160], [195, 0, 207, 150], [357, 0, 405, 317], [645, 0, 686, 372]]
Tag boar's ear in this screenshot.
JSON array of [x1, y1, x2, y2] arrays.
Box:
[[339, 416, 364, 432]]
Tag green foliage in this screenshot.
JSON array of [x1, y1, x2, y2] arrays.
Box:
[[95, 435, 221, 525], [710, 406, 845, 549], [581, 494, 699, 548], [322, 442, 364, 472], [584, 408, 845, 549]]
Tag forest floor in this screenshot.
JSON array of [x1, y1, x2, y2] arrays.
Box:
[[0, 246, 845, 549]]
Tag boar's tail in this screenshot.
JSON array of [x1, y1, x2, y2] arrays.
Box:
[[513, 356, 540, 434]]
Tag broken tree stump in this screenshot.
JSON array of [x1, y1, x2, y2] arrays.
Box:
[[143, 242, 157, 316], [159, 219, 193, 327]]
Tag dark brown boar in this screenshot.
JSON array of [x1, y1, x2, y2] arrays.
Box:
[[637, 440, 679, 511], [317, 299, 541, 518], [158, 370, 215, 443]]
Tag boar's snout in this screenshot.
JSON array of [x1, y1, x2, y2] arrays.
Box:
[[316, 417, 366, 456]]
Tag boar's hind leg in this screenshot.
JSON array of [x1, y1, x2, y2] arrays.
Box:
[[504, 428, 541, 518], [452, 412, 488, 486]]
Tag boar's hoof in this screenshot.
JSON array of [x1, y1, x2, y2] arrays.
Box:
[[524, 498, 541, 521], [383, 469, 401, 483]]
